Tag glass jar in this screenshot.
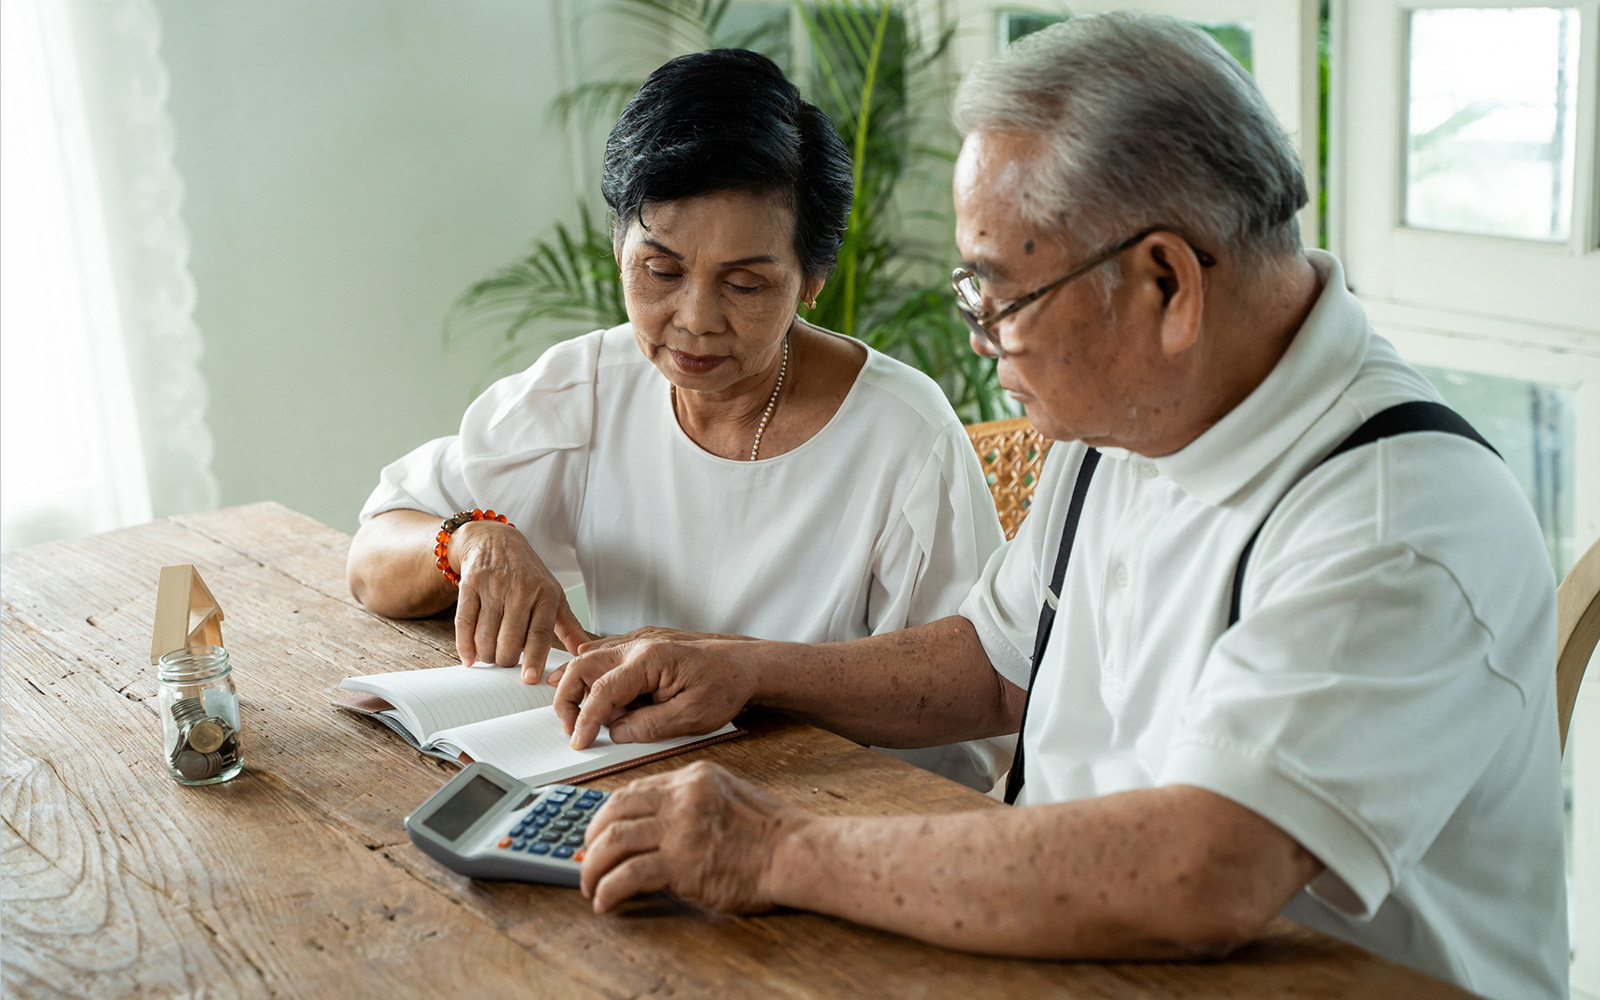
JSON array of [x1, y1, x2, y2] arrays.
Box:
[[157, 645, 243, 785]]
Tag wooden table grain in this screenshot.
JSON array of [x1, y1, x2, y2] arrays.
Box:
[[1, 502, 1476, 999]]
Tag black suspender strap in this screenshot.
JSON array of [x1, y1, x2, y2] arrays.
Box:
[[1003, 400, 1496, 807], [1003, 448, 1100, 805], [1226, 400, 1499, 628]]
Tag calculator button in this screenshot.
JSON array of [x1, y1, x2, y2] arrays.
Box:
[[529, 815, 549, 829], [562, 833, 585, 847], [571, 800, 595, 811], [497, 836, 513, 849], [529, 843, 551, 855], [573, 848, 586, 862], [552, 846, 575, 859], [538, 831, 561, 843]]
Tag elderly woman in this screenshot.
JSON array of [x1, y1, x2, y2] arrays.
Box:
[[347, 49, 1004, 789]]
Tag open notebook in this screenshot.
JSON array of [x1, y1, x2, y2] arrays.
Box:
[[333, 651, 740, 786]]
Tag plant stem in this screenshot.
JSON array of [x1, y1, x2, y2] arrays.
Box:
[[839, 3, 893, 339]]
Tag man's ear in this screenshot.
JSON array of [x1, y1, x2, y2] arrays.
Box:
[[1137, 233, 1206, 357]]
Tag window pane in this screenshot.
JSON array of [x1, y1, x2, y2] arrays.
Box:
[[1405, 7, 1580, 241], [1415, 365, 1578, 576]]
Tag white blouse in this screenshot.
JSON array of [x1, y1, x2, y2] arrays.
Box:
[[362, 324, 1008, 788]]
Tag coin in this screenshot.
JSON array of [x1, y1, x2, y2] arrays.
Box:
[[170, 697, 207, 729], [187, 719, 226, 753], [173, 749, 216, 780]]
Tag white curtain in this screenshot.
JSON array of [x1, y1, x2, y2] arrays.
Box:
[[0, 0, 215, 553]]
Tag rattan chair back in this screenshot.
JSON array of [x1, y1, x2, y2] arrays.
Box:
[[966, 417, 1052, 540]]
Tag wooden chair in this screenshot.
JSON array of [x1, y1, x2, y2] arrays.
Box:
[[1559, 535, 1600, 753], [966, 417, 1052, 540]]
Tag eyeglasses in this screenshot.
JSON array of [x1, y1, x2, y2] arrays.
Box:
[[951, 227, 1217, 358]]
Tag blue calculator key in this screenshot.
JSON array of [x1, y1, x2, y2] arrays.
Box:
[[547, 793, 571, 803], [529, 842, 551, 855], [552, 846, 575, 859], [571, 799, 596, 810], [529, 815, 549, 829]]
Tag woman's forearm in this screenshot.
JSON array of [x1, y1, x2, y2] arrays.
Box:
[[346, 509, 456, 618]]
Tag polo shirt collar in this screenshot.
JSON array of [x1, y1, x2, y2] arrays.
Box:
[[1150, 251, 1366, 507]]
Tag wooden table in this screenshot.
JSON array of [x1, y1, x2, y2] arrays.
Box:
[[2, 503, 1474, 999]]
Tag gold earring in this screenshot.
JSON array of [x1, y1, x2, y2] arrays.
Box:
[[804, 298, 817, 310]]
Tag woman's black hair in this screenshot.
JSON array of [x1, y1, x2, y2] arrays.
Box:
[[601, 48, 853, 281]]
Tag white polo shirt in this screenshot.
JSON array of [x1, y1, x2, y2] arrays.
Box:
[[959, 252, 1567, 1000]]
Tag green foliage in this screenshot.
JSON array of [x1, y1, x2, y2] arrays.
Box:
[[445, 204, 625, 373], [445, 0, 1015, 424]]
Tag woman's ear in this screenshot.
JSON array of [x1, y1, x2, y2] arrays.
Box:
[[801, 276, 825, 310]]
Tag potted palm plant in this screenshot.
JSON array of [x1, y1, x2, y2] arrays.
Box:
[[445, 0, 1014, 423]]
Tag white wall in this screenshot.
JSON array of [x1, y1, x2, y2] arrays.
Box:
[[153, 0, 583, 532]]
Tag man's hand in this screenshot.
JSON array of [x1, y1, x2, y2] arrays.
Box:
[[554, 635, 760, 748], [452, 520, 588, 683], [580, 761, 811, 914]]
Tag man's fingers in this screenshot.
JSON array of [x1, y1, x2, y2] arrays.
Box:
[[607, 700, 708, 745], [454, 587, 481, 667], [553, 645, 629, 734], [578, 810, 663, 894], [591, 852, 672, 913], [570, 661, 653, 749], [589, 780, 667, 835]]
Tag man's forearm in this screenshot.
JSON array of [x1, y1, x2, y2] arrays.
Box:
[[765, 785, 1322, 959], [747, 616, 1023, 748]]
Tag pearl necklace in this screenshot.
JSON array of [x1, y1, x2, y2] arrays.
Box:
[[748, 333, 789, 461], [670, 333, 790, 461]]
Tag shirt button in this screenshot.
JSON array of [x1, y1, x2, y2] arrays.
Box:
[[1138, 462, 1158, 479], [1113, 565, 1130, 588]]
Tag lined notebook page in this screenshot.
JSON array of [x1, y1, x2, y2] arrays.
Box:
[[432, 707, 736, 785], [337, 651, 571, 740]]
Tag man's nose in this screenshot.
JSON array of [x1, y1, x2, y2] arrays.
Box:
[[969, 329, 998, 358]]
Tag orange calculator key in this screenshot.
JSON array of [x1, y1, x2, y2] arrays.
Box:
[[497, 836, 513, 849], [573, 849, 586, 862]]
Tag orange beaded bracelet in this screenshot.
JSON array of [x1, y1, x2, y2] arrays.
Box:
[[434, 509, 512, 585]]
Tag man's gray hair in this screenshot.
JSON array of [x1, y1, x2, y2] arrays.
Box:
[[953, 12, 1307, 265]]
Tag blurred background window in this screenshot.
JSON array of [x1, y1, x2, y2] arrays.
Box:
[[1405, 7, 1580, 241]]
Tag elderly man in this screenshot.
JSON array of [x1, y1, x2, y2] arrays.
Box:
[[550, 14, 1567, 999]]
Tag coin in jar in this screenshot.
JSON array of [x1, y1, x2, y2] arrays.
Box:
[[173, 749, 220, 780], [187, 718, 227, 753]]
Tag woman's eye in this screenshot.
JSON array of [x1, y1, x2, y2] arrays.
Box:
[[646, 268, 681, 283], [726, 282, 761, 295]]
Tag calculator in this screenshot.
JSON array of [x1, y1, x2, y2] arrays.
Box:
[[404, 761, 610, 887]]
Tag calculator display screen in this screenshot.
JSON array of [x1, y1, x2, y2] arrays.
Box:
[[424, 775, 505, 842]]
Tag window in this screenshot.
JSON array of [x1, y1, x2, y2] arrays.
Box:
[[1337, 3, 1600, 991], [1405, 7, 1580, 241]]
